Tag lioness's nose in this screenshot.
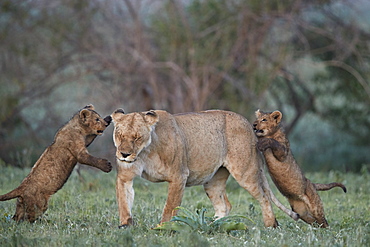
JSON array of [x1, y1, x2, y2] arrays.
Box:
[[121, 152, 131, 158]]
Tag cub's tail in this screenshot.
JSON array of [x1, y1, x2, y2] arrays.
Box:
[[0, 188, 21, 201], [314, 183, 347, 193]]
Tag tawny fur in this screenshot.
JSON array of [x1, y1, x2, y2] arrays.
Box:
[[0, 105, 113, 222], [111, 109, 299, 229], [253, 109, 347, 228]]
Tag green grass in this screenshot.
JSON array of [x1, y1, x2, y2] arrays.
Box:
[[0, 165, 369, 247]]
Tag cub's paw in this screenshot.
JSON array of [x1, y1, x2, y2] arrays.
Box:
[[100, 159, 112, 172], [257, 138, 272, 151]]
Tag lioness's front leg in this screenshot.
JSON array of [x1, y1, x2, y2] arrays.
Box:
[[161, 179, 187, 223], [116, 177, 135, 227]]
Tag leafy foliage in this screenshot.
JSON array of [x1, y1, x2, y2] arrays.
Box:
[[153, 206, 249, 233]]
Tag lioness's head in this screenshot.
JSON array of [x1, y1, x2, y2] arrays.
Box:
[[111, 109, 159, 163], [253, 109, 282, 137], [79, 104, 111, 135]]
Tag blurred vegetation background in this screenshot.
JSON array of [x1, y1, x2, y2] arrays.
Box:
[[0, 0, 369, 172]]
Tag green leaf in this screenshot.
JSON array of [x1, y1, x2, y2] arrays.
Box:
[[211, 215, 255, 225], [152, 221, 192, 232], [217, 222, 247, 233], [170, 215, 199, 229], [197, 208, 207, 225], [175, 206, 197, 220]]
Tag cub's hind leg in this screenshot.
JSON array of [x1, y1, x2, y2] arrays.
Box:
[[203, 167, 232, 219], [301, 185, 329, 227]]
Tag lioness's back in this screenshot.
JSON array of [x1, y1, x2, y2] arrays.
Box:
[[172, 110, 258, 175], [174, 110, 256, 143]]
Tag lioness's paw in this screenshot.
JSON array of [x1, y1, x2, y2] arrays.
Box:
[[118, 224, 130, 229]]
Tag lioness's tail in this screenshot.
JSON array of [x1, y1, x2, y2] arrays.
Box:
[[0, 188, 21, 201], [314, 183, 347, 193]]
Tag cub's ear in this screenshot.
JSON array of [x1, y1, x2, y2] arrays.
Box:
[[111, 108, 125, 122], [80, 109, 92, 121], [144, 110, 159, 126], [271, 110, 282, 124], [83, 104, 95, 110], [255, 109, 262, 118]]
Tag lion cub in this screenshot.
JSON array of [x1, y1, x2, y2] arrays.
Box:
[[0, 105, 112, 222], [253, 110, 346, 227]]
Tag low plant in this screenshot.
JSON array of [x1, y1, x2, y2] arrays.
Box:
[[153, 206, 251, 233]]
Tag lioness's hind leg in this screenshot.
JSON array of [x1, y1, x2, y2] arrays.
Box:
[[204, 167, 231, 219], [228, 165, 278, 227]]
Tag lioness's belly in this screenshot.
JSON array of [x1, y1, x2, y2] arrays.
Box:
[[185, 165, 223, 186], [175, 112, 228, 186]]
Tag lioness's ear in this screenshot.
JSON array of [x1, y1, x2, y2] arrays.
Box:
[[271, 110, 282, 123], [83, 104, 95, 110], [114, 109, 125, 114], [255, 109, 262, 118], [80, 109, 92, 121], [144, 110, 159, 126], [111, 108, 125, 122]]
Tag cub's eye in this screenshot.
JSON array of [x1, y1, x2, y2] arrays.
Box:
[[135, 136, 142, 141], [262, 119, 267, 122], [96, 118, 100, 122]]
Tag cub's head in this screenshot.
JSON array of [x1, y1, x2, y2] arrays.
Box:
[[79, 104, 111, 135], [253, 109, 283, 137], [111, 109, 159, 163]]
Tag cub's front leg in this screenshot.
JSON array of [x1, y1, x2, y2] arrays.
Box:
[[257, 138, 287, 162], [76, 148, 112, 172]]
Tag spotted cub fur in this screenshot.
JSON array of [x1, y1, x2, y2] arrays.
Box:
[[253, 110, 346, 227], [0, 105, 112, 222]]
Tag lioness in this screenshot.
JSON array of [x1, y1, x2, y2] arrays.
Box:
[[0, 105, 112, 222], [253, 109, 347, 227], [111, 109, 299, 228]]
